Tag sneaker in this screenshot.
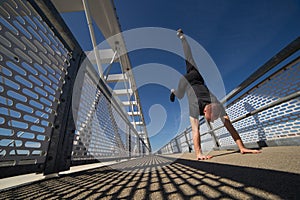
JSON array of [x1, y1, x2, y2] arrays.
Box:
[[177, 28, 184, 39]]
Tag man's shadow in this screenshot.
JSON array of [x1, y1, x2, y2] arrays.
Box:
[[244, 102, 268, 147]]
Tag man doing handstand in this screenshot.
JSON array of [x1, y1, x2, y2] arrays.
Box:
[[170, 29, 261, 160]]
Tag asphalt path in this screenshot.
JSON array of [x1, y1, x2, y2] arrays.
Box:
[[0, 146, 299, 199]]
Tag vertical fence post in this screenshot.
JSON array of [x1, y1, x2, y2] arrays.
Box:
[[170, 141, 174, 153], [184, 130, 192, 152], [175, 138, 181, 153], [138, 138, 141, 156], [205, 120, 220, 148], [26, 0, 86, 176], [44, 49, 83, 175], [128, 127, 131, 158]]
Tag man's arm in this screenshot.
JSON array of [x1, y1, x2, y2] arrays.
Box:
[[170, 75, 188, 102], [221, 116, 242, 142], [221, 115, 261, 154], [174, 76, 188, 99]]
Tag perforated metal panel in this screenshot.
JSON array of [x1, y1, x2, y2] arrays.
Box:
[[158, 121, 215, 154], [71, 65, 146, 161], [0, 0, 69, 166], [215, 61, 300, 146], [73, 72, 119, 160]]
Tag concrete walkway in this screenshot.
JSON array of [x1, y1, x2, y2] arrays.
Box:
[[0, 146, 299, 199]]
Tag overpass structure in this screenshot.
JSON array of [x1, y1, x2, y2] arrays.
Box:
[[0, 0, 299, 199]]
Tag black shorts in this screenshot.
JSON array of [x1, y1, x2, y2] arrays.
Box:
[[188, 96, 227, 119], [189, 98, 201, 119]]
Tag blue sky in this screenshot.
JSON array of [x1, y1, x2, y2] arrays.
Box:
[[61, 0, 300, 151]]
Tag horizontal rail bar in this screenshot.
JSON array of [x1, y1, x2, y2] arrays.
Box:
[[201, 90, 300, 136], [221, 37, 300, 104], [225, 56, 300, 108]]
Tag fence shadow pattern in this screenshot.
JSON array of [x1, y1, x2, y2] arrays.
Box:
[[1, 155, 299, 200]]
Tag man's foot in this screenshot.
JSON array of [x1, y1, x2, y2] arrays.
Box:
[[240, 148, 261, 154], [197, 155, 213, 160], [177, 28, 184, 39]]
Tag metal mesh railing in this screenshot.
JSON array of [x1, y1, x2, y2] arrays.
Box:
[[0, 0, 69, 166], [0, 0, 148, 178], [215, 59, 300, 147], [72, 64, 148, 162], [157, 39, 300, 154]]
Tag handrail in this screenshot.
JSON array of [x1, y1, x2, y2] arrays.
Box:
[[200, 90, 300, 137], [221, 37, 300, 104]]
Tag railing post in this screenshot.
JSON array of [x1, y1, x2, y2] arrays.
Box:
[[170, 141, 174, 153], [44, 49, 83, 175], [128, 127, 131, 158], [138, 138, 141, 156], [174, 138, 182, 153], [184, 130, 192, 152], [205, 120, 220, 148], [25, 0, 85, 175]]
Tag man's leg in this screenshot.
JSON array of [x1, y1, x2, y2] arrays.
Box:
[[190, 117, 213, 160], [177, 29, 198, 68], [222, 116, 261, 154]]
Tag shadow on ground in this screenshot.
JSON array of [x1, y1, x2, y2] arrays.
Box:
[[0, 155, 299, 199]]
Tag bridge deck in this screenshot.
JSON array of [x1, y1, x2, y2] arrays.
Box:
[[0, 146, 299, 199]]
